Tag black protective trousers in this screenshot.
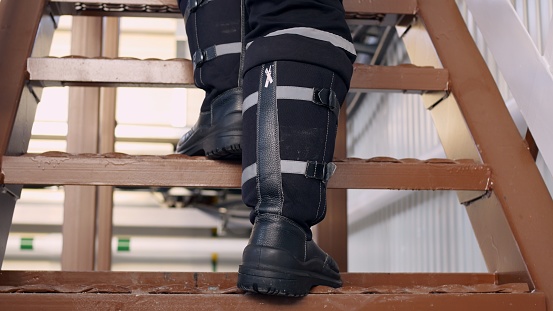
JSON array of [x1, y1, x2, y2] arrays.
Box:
[[178, 0, 356, 237]]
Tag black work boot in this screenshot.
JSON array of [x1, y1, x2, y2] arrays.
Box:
[[238, 214, 341, 296], [176, 0, 243, 159], [176, 88, 242, 158], [237, 59, 352, 296]]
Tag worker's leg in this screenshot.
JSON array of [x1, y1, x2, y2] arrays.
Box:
[[176, 0, 243, 159], [238, 0, 356, 296]]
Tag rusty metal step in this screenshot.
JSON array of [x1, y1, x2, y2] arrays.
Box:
[[0, 271, 544, 311], [49, 0, 417, 26], [27, 57, 449, 93], [2, 153, 490, 190]]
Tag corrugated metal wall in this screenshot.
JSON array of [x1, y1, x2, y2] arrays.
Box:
[[349, 191, 485, 272], [347, 0, 553, 272]]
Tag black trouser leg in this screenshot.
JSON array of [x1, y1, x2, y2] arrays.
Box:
[[178, 0, 242, 110], [241, 61, 349, 236], [237, 0, 356, 296], [176, 0, 243, 159]]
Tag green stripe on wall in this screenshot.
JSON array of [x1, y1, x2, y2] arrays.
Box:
[[20, 237, 33, 251], [117, 238, 130, 252]]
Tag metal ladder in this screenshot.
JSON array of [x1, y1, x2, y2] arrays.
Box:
[[1, 0, 552, 310]]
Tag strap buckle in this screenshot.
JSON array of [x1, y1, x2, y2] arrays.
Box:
[[305, 161, 337, 183], [189, 0, 205, 13], [193, 49, 207, 69], [1, 184, 20, 200], [313, 88, 340, 118], [185, 0, 207, 19]]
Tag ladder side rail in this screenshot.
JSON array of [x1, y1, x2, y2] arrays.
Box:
[[0, 0, 49, 182], [414, 0, 553, 308], [0, 0, 55, 268], [401, 0, 533, 289]]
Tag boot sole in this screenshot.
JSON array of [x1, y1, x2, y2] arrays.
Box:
[[177, 128, 242, 160], [204, 131, 242, 160], [237, 265, 342, 297]]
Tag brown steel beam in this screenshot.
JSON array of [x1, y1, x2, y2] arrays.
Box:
[[0, 0, 48, 176], [28, 58, 449, 93], [50, 0, 183, 18], [414, 1, 553, 308], [400, 5, 531, 290], [0, 271, 500, 289], [402, 2, 532, 283], [351, 64, 449, 93], [2, 154, 491, 190], [62, 16, 103, 271], [96, 17, 120, 272], [27, 57, 195, 88], [0, 292, 544, 311], [0, 0, 52, 268], [49, 0, 418, 15], [344, 0, 417, 15], [0, 272, 542, 311], [49, 0, 418, 25], [402, 15, 535, 295]]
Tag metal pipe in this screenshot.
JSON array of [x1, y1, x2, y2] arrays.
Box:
[[6, 233, 247, 261]]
